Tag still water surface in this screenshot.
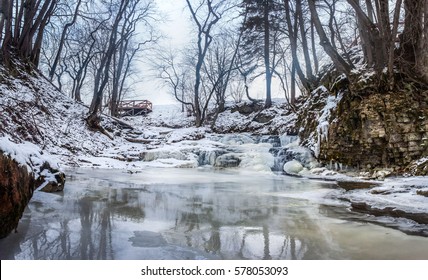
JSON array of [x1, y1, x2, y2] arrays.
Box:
[[1, 168, 427, 260]]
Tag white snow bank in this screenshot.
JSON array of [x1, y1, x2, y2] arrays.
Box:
[[338, 177, 428, 214], [0, 137, 59, 176], [214, 102, 297, 135], [166, 127, 207, 143], [126, 104, 193, 128]]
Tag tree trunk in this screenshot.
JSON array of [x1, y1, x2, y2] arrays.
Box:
[[297, 0, 314, 83], [88, 1, 128, 127], [1, 0, 56, 68], [185, 0, 220, 126], [284, 0, 310, 92], [376, 0, 391, 55], [347, 0, 386, 73], [310, 22, 319, 74], [242, 73, 256, 103], [0, 0, 8, 43], [110, 51, 120, 117], [31, 0, 56, 66], [194, 57, 203, 127], [263, 1, 272, 108], [308, 0, 351, 76], [401, 0, 427, 82], [387, 0, 402, 88], [1, 0, 12, 66], [291, 62, 296, 104]]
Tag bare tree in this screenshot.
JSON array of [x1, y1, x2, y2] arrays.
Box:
[[283, 0, 312, 96], [235, 45, 259, 103], [184, 0, 224, 127], [308, 0, 352, 76], [203, 30, 240, 127], [48, 0, 82, 80], [65, 26, 100, 102], [241, 0, 284, 108], [228, 78, 245, 103], [86, 0, 132, 130], [155, 49, 195, 114], [1, 0, 57, 68], [109, 1, 157, 117], [345, 0, 387, 74]]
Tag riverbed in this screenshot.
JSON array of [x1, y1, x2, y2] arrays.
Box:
[[1, 167, 427, 260]]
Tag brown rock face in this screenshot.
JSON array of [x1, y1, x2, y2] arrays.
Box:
[[0, 153, 66, 238], [0, 153, 37, 239], [299, 88, 428, 173], [322, 91, 428, 169]]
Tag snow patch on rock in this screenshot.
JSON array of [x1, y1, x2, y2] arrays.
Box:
[[0, 137, 59, 176]]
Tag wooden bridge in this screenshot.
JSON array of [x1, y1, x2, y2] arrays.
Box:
[[117, 100, 152, 116]]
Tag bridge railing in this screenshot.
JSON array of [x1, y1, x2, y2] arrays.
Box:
[[118, 100, 152, 111], [117, 100, 152, 116]]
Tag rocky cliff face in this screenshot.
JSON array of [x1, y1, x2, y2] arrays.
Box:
[[0, 153, 37, 238], [299, 85, 428, 174], [0, 152, 65, 238]]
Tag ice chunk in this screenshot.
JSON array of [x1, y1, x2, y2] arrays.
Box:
[[237, 143, 275, 172], [283, 160, 304, 174]]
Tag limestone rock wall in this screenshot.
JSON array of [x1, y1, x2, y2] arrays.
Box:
[[0, 153, 37, 238], [306, 90, 428, 171]]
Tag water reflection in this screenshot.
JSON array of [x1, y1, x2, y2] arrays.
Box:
[[1, 168, 427, 260]]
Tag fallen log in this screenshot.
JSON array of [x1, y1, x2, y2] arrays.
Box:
[[125, 137, 155, 144]]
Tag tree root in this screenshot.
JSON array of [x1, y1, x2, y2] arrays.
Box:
[[86, 113, 114, 140]]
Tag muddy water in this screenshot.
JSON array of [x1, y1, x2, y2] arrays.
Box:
[[1, 168, 427, 260]]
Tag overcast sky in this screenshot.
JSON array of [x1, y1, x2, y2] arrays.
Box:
[[156, 0, 191, 48]]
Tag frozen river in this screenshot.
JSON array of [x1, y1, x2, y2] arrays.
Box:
[[1, 167, 428, 260]]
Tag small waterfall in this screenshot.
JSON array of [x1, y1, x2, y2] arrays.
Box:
[[269, 135, 300, 172], [198, 150, 226, 166], [255, 135, 282, 147], [270, 147, 293, 172], [139, 133, 314, 173], [268, 134, 319, 173], [201, 134, 275, 171], [279, 135, 299, 147]]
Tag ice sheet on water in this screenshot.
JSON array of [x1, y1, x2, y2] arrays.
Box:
[[340, 177, 428, 214]]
